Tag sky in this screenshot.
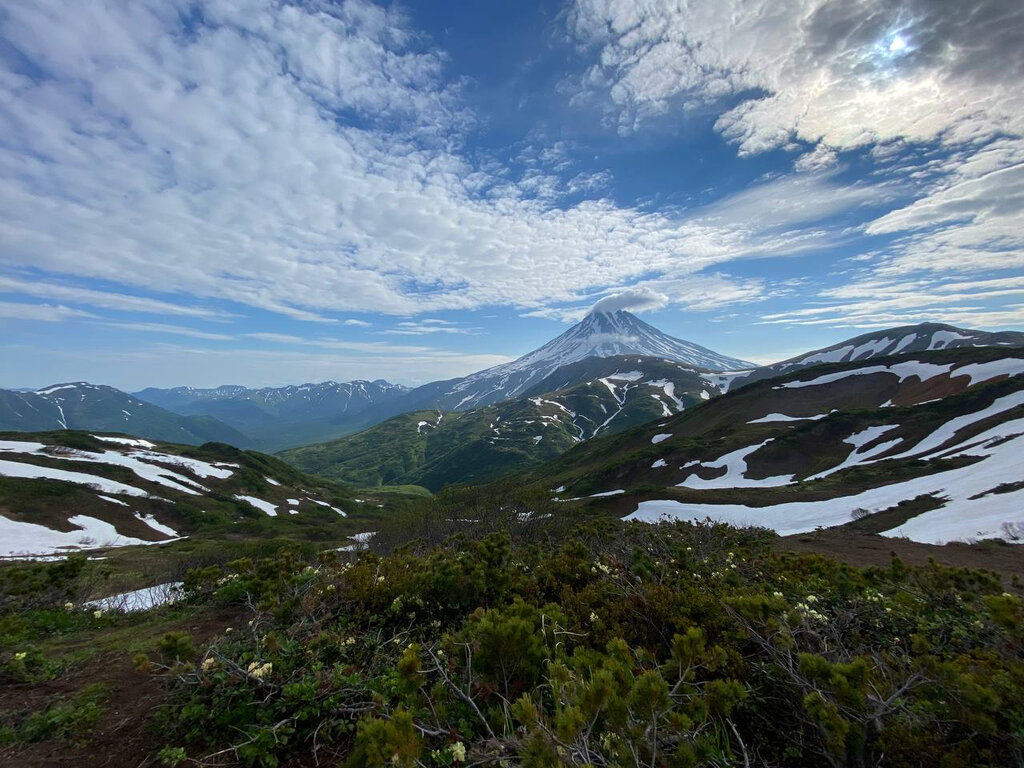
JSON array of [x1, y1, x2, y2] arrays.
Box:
[[1, 0, 1022, 390]]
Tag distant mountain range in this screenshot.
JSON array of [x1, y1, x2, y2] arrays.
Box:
[[2, 309, 753, 451], [0, 383, 251, 447], [2, 317, 1024, 548], [281, 322, 1024, 491], [2, 318, 1022, 464], [134, 379, 409, 449]]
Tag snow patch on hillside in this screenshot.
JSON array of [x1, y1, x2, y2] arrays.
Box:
[[807, 426, 902, 480], [678, 441, 793, 489], [748, 412, 830, 424], [93, 436, 156, 448], [0, 459, 150, 497], [777, 361, 955, 390], [87, 582, 183, 613], [627, 415, 1024, 545], [0, 514, 160, 557], [235, 495, 278, 517]]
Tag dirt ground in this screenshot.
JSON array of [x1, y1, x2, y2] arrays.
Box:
[[0, 606, 244, 768], [776, 529, 1024, 582]]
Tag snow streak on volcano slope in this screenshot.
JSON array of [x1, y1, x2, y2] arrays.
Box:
[[400, 310, 753, 412]]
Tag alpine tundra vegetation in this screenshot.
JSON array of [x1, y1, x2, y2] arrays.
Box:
[[2, 0, 1024, 765]]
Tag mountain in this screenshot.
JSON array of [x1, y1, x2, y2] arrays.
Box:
[[527, 344, 1024, 545], [134, 379, 409, 451], [283, 324, 1024, 493], [379, 309, 752, 414], [732, 322, 1024, 389], [283, 355, 730, 490], [0, 383, 252, 447], [0, 431, 359, 558]]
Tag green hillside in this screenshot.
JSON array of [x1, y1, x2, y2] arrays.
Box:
[[0, 430, 404, 560], [282, 357, 723, 490]]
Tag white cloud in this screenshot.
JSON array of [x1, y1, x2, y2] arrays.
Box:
[[525, 273, 769, 322], [866, 140, 1024, 275], [0, 301, 95, 322], [569, 0, 1024, 150], [0, 0, 883, 325], [241, 332, 470, 356], [3, 343, 514, 391], [382, 319, 479, 335], [98, 321, 234, 341], [567, 0, 1024, 323], [0, 276, 228, 318], [760, 274, 1024, 329], [589, 287, 668, 315], [795, 145, 839, 173]]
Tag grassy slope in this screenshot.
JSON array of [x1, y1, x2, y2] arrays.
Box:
[[523, 347, 1024, 501], [281, 357, 722, 490], [0, 431, 412, 554]]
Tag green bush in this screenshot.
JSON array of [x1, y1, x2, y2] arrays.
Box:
[[149, 520, 1024, 768]]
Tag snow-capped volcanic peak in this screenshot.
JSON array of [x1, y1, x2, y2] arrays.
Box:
[[503, 310, 753, 375], [436, 310, 753, 411]]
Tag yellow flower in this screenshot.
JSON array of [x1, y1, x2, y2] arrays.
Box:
[[14, 652, 27, 661], [450, 742, 467, 763], [64, 602, 74, 611], [247, 661, 272, 680], [93, 609, 103, 619], [201, 657, 216, 671]]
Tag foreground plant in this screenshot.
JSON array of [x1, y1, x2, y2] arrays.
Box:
[[151, 521, 1022, 767]]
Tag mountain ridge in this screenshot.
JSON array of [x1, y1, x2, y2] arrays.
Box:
[[280, 355, 727, 490], [134, 379, 410, 450], [0, 383, 252, 447], [526, 344, 1024, 545]]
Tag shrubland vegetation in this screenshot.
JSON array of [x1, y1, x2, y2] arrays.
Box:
[[2, 486, 1023, 766]]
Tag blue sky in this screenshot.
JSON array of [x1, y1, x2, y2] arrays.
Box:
[[1, 0, 1022, 390]]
